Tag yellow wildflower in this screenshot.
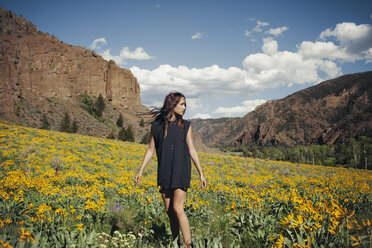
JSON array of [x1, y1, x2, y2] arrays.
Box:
[[18, 227, 36, 243], [0, 240, 14, 248], [77, 223, 83, 231]]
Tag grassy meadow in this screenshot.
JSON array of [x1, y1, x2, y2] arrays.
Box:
[[0, 120, 371, 247]]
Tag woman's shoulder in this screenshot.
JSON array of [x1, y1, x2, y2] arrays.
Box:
[[183, 119, 191, 125], [183, 119, 191, 130], [151, 118, 162, 125], [151, 118, 162, 131]]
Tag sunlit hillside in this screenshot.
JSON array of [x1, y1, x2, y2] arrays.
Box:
[[0, 119, 371, 247]]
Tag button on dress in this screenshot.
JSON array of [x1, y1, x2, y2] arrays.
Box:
[[151, 119, 191, 190]]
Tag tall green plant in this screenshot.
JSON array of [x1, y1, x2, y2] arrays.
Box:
[[59, 111, 71, 133], [41, 114, 50, 130], [94, 93, 105, 117]]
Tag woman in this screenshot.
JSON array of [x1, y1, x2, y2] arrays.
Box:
[[135, 92, 207, 247]]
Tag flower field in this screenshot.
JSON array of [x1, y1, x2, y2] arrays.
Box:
[[0, 120, 371, 247]]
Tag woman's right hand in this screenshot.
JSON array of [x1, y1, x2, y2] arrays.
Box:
[[135, 171, 142, 184]]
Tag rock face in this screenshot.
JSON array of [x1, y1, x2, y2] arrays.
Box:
[[192, 71, 372, 147], [0, 7, 140, 119]]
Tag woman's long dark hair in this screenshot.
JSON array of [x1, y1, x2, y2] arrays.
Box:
[[148, 91, 186, 138]]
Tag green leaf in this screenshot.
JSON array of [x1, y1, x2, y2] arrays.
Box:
[[31, 232, 42, 248]]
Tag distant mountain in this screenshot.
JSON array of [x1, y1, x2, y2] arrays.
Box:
[[192, 71, 372, 148]]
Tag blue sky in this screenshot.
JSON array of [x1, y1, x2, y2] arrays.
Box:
[[2, 0, 372, 119]]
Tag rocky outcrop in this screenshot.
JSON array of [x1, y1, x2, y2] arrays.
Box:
[[192, 71, 372, 147], [0, 7, 140, 119]]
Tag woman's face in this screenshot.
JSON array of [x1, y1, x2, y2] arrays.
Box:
[[174, 97, 186, 116]]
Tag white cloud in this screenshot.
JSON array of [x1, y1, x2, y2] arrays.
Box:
[[266, 26, 289, 36], [191, 32, 203, 40], [245, 30, 252, 37], [242, 41, 342, 88], [121, 47, 154, 60], [192, 113, 213, 119], [262, 37, 278, 55], [155, 4, 160, 8], [257, 20, 270, 27], [131, 33, 346, 110], [253, 20, 270, 32], [320, 22, 371, 43], [90, 38, 107, 50], [213, 99, 266, 117], [91, 38, 155, 65], [131, 64, 248, 98], [102, 47, 155, 64], [319, 22, 372, 60], [297, 22, 372, 63], [364, 48, 372, 63], [127, 21, 371, 118], [298, 41, 350, 61], [248, 17, 256, 21]]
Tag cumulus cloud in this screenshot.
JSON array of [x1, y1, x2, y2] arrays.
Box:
[[90, 38, 155, 65], [298, 41, 349, 61], [297, 22, 372, 63], [191, 32, 203, 39], [266, 26, 289, 36], [318, 22, 372, 61], [131, 64, 247, 97], [90, 38, 107, 50], [131, 31, 350, 110], [128, 21, 371, 118], [364, 48, 372, 63], [101, 47, 155, 64], [242, 39, 342, 88], [213, 99, 267, 117], [262, 37, 278, 55]]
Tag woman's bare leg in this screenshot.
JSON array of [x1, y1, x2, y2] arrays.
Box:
[[173, 189, 191, 245], [162, 192, 180, 243]]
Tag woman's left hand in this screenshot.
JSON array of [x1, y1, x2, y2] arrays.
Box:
[[200, 175, 207, 189]]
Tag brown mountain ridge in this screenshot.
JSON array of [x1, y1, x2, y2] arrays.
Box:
[[192, 71, 372, 148]]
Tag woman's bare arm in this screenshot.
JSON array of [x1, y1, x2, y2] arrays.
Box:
[[186, 125, 207, 188], [135, 134, 155, 184]]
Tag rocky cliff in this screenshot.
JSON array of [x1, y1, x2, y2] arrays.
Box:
[[192, 71, 372, 147], [0, 7, 140, 120]]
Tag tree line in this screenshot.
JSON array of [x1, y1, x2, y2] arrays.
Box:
[[40, 92, 151, 144], [230, 136, 372, 170]]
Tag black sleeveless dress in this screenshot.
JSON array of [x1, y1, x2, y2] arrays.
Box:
[[151, 119, 192, 190]]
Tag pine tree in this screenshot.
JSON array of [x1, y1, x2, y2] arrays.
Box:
[[118, 127, 126, 141], [80, 91, 95, 115], [41, 113, 50, 130], [71, 119, 78, 133], [139, 118, 145, 127], [140, 131, 151, 144], [124, 124, 135, 142], [94, 93, 105, 117], [117, 113, 123, 127], [60, 111, 71, 133], [107, 130, 116, 139]]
